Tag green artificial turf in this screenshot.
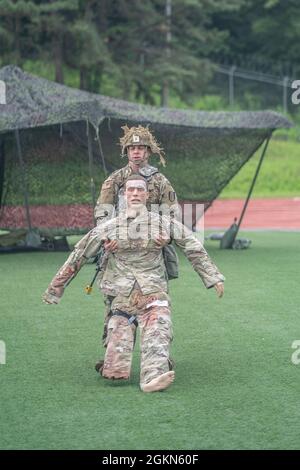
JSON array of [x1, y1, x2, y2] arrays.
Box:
[[1, 231, 300, 450]]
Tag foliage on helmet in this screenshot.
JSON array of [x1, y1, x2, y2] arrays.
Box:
[[120, 125, 166, 166]]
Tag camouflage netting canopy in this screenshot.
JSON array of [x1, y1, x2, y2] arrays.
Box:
[[0, 65, 292, 234]]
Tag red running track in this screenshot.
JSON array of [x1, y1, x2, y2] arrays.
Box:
[[1, 198, 300, 231], [204, 197, 300, 230]]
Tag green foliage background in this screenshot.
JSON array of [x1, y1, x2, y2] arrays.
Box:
[[1, 0, 300, 107], [1, 0, 300, 204], [220, 136, 300, 198]]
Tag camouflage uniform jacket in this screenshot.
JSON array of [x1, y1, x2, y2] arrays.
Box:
[[44, 209, 225, 301], [94, 163, 178, 223]]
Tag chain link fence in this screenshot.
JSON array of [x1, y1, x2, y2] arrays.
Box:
[[205, 63, 298, 117]]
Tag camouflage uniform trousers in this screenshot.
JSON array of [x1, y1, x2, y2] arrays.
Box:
[[101, 294, 114, 345], [101, 286, 173, 387]]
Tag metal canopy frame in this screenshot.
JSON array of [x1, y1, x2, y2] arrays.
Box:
[[15, 129, 32, 232], [233, 131, 273, 244], [12, 122, 103, 241]]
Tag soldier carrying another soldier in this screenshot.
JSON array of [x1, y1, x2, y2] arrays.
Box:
[[42, 174, 225, 393], [93, 125, 179, 371]]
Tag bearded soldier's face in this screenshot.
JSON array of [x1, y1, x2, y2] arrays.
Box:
[[127, 145, 149, 165]]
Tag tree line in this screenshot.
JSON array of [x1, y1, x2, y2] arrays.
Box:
[[0, 0, 299, 106]]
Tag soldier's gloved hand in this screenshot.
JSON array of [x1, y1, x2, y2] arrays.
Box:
[[214, 282, 224, 298], [42, 287, 63, 305]]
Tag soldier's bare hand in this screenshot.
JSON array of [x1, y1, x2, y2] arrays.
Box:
[[214, 282, 224, 298], [104, 239, 118, 252], [42, 291, 60, 305], [155, 234, 170, 249]]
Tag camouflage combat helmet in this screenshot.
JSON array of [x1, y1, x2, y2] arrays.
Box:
[[120, 125, 166, 166]]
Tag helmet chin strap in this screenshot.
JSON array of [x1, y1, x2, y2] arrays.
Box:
[[141, 148, 150, 163]]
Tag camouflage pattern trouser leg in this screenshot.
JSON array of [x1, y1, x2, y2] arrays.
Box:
[[101, 287, 173, 385], [102, 294, 115, 347], [101, 314, 136, 380], [138, 296, 172, 387]]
